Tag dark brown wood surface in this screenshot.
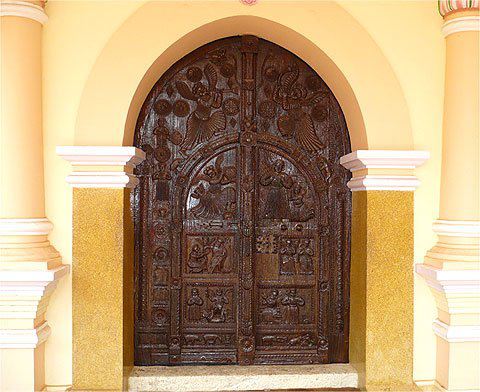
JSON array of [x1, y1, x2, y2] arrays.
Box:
[[133, 36, 351, 366]]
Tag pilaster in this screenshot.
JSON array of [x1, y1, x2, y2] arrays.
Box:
[[416, 2, 480, 391], [341, 150, 428, 391], [58, 146, 145, 390], [0, 1, 68, 390]]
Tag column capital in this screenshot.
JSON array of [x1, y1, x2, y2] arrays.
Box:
[[0, 1, 47, 25], [339, 150, 429, 191], [57, 146, 146, 188], [439, 0, 479, 17], [438, 1, 480, 37]]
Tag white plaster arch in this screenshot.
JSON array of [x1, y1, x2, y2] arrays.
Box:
[[74, 1, 413, 151]]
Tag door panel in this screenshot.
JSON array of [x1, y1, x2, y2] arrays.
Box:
[[133, 36, 351, 366]]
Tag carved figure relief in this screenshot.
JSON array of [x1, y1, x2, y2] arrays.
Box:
[[277, 237, 315, 275], [187, 288, 204, 321], [258, 153, 315, 222], [186, 236, 233, 274], [203, 288, 231, 323], [188, 153, 237, 220], [259, 288, 308, 325], [281, 289, 306, 324], [134, 36, 351, 366], [279, 239, 297, 275]]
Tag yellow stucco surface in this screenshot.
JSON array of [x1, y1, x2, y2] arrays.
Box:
[[351, 192, 415, 390], [42, 0, 443, 387], [72, 188, 133, 390]]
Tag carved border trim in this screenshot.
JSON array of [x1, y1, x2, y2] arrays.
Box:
[[442, 15, 480, 37], [57, 146, 146, 188], [0, 1, 48, 25]]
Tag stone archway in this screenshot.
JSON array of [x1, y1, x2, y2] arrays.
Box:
[[59, 4, 426, 391]]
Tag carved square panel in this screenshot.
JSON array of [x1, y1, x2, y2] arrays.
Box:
[[183, 284, 236, 326], [184, 234, 236, 275], [256, 286, 315, 326]]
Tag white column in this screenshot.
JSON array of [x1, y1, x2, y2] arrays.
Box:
[[0, 1, 68, 390]]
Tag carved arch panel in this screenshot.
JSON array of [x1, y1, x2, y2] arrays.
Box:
[[133, 36, 351, 366]]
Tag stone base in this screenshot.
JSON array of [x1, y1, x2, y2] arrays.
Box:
[[128, 363, 359, 391]]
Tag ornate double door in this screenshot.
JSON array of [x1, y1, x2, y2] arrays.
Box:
[[134, 36, 351, 366]]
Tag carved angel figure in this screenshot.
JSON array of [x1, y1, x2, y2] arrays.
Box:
[[269, 63, 325, 152], [189, 155, 236, 220], [176, 63, 226, 151]]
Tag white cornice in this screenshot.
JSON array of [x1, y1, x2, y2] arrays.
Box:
[[57, 146, 146, 188], [433, 220, 480, 238], [416, 264, 480, 290], [0, 1, 48, 25], [65, 172, 140, 189], [340, 150, 429, 171], [433, 319, 480, 343], [340, 150, 429, 191], [0, 218, 53, 236], [346, 175, 420, 192], [56, 146, 145, 167], [442, 16, 480, 37]]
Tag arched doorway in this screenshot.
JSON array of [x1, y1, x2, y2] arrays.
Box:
[[133, 36, 351, 366]]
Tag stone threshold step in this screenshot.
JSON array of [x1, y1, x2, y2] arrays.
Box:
[[128, 363, 359, 392]]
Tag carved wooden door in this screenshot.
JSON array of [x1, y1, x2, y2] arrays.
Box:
[[133, 36, 351, 366]]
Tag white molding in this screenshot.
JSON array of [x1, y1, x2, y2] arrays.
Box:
[[416, 264, 480, 288], [340, 150, 429, 191], [0, 218, 53, 236], [0, 322, 51, 349], [65, 172, 139, 189], [56, 146, 145, 167], [433, 220, 480, 238], [0, 265, 69, 284], [346, 175, 420, 191], [432, 319, 480, 343], [340, 150, 429, 171], [0, 1, 48, 25], [442, 16, 480, 37], [57, 146, 146, 188]]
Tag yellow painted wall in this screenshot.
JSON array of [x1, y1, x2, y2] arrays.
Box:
[[42, 0, 443, 386]]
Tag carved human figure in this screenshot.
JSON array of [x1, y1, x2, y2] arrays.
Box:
[[297, 239, 314, 274], [279, 239, 296, 275], [190, 155, 236, 220], [260, 159, 294, 219], [281, 289, 305, 324], [260, 289, 282, 323], [209, 238, 230, 273], [187, 243, 208, 273], [203, 288, 229, 323], [187, 288, 204, 321]]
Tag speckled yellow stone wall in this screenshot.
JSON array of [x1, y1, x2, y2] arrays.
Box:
[[72, 188, 134, 390], [350, 191, 415, 391]]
